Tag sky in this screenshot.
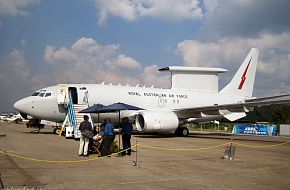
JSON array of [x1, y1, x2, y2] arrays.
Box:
[[0, 0, 290, 112]]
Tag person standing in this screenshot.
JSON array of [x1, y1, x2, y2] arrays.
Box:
[[121, 117, 133, 156], [102, 118, 115, 156], [78, 115, 93, 157]]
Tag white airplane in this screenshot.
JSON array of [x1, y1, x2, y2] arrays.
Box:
[[1, 113, 25, 123], [0, 113, 9, 121], [14, 48, 290, 136]]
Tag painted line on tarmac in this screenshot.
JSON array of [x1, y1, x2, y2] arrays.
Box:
[[120, 177, 183, 185]]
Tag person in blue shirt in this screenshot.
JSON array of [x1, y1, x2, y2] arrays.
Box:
[[101, 118, 115, 156], [121, 117, 133, 156]]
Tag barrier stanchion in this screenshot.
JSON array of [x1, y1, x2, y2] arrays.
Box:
[[133, 140, 139, 167], [0, 173, 4, 190], [223, 139, 236, 160]]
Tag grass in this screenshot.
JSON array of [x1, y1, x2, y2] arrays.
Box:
[[186, 122, 235, 132]]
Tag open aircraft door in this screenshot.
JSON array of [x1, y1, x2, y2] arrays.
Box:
[[57, 84, 68, 104]]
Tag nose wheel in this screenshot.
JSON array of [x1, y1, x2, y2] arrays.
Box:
[[54, 128, 61, 135], [175, 126, 189, 137]]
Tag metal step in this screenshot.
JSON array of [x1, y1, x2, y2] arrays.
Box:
[[73, 104, 94, 128], [63, 102, 94, 139]]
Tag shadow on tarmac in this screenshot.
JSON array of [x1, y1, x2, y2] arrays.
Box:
[[135, 132, 285, 143], [21, 131, 54, 135], [134, 133, 176, 139], [189, 134, 284, 143]]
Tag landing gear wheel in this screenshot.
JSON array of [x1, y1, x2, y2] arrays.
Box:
[[55, 128, 61, 135], [180, 127, 189, 137], [175, 127, 189, 137]]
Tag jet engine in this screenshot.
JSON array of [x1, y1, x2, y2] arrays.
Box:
[[135, 111, 179, 133]]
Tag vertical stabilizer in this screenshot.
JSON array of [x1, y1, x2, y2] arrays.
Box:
[[220, 48, 259, 97]]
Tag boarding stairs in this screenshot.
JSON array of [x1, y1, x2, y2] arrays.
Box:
[[72, 104, 93, 138], [61, 92, 93, 138]]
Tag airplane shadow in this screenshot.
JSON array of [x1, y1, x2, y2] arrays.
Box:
[[21, 131, 54, 135], [188, 133, 283, 143], [133, 133, 177, 139]]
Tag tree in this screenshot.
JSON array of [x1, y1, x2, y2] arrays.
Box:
[[272, 105, 290, 124]]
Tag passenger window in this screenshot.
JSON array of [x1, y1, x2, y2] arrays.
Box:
[[39, 93, 45, 97], [45, 93, 52, 97], [32, 92, 40, 96]]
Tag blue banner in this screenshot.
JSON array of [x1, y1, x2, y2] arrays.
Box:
[[232, 124, 277, 136]]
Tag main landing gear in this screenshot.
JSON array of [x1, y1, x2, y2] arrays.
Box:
[[175, 126, 189, 137]]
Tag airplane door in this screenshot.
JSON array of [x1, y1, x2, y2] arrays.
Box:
[[68, 87, 78, 104], [158, 96, 164, 107], [77, 86, 89, 104], [57, 84, 68, 104]]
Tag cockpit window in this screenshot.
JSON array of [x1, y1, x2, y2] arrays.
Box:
[[39, 93, 45, 97], [45, 93, 52, 97], [32, 92, 40, 96]]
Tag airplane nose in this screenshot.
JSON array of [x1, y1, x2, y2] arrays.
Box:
[[14, 100, 21, 111], [14, 97, 31, 113]]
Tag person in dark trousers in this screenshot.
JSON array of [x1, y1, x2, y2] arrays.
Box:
[[121, 117, 133, 156], [78, 115, 93, 157], [101, 118, 115, 157]]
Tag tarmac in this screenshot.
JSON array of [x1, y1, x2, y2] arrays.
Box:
[[0, 122, 290, 190]]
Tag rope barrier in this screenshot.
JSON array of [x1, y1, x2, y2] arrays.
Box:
[[231, 140, 290, 148], [137, 142, 232, 151], [0, 146, 137, 163], [0, 140, 289, 163], [138, 140, 290, 150]]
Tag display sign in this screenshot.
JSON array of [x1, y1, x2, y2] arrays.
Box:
[[232, 124, 277, 136]]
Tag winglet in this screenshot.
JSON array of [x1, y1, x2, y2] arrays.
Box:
[[220, 48, 259, 97]]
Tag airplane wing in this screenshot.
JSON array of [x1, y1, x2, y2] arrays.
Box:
[[174, 94, 290, 121]]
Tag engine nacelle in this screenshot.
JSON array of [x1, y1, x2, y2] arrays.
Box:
[[135, 111, 179, 133]]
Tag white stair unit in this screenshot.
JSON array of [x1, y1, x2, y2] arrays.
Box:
[[57, 84, 93, 138]]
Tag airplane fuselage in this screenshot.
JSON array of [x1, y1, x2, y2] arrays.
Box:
[[14, 83, 246, 124]]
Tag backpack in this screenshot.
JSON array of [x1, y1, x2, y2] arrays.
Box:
[[81, 130, 94, 139]]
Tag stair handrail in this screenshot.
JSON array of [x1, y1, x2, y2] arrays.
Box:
[[83, 90, 94, 130], [68, 93, 78, 137], [84, 91, 90, 106]]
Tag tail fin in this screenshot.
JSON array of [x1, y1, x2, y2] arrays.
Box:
[[220, 48, 259, 97]]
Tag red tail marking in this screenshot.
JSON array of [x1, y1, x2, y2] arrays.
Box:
[[238, 57, 252, 90]]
